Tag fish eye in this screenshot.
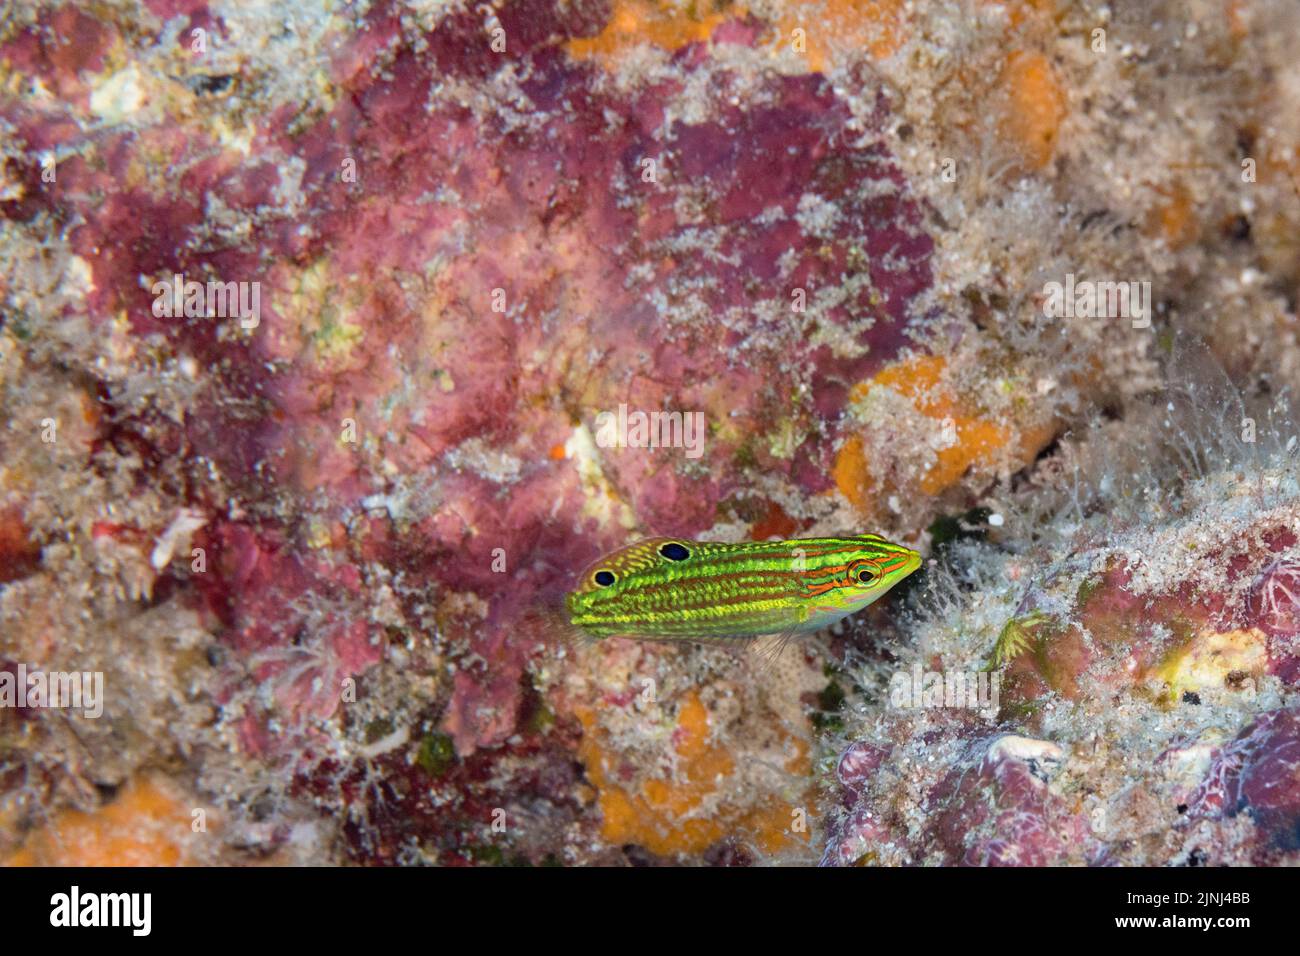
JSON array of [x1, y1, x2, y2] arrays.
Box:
[[594, 570, 616, 587], [856, 566, 880, 585], [658, 542, 691, 561]]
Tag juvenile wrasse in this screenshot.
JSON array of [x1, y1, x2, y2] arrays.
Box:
[[565, 535, 921, 642]]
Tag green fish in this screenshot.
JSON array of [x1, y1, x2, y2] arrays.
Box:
[[565, 535, 922, 642]]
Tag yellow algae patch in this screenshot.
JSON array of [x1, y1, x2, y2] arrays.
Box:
[[567, 0, 741, 62], [5, 776, 198, 866], [1153, 627, 1268, 698], [1225, 0, 1249, 40], [566, 0, 904, 72], [997, 51, 1067, 170], [271, 258, 367, 368], [836, 355, 1040, 510], [1145, 182, 1201, 250], [576, 690, 812, 856], [832, 433, 872, 512]]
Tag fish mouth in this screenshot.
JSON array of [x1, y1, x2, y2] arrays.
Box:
[[901, 549, 923, 577]]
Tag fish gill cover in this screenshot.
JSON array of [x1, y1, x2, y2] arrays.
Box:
[[0, 0, 1298, 867]]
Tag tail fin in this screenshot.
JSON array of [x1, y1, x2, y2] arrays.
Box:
[[517, 591, 599, 653]]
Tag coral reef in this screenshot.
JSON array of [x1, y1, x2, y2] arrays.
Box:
[[823, 357, 1300, 865], [1, 0, 1298, 866]]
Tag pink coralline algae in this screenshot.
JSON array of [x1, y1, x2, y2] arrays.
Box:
[[1244, 556, 1300, 684], [990, 521, 1300, 714], [1, 0, 940, 862], [1185, 708, 1300, 862], [925, 735, 1095, 867], [7, 0, 1300, 869], [823, 423, 1300, 866], [1, 0, 934, 766], [823, 728, 1095, 866], [835, 740, 890, 792], [190, 520, 384, 747], [1246, 557, 1300, 638]]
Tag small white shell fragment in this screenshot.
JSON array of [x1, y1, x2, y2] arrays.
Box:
[[149, 508, 209, 571]]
